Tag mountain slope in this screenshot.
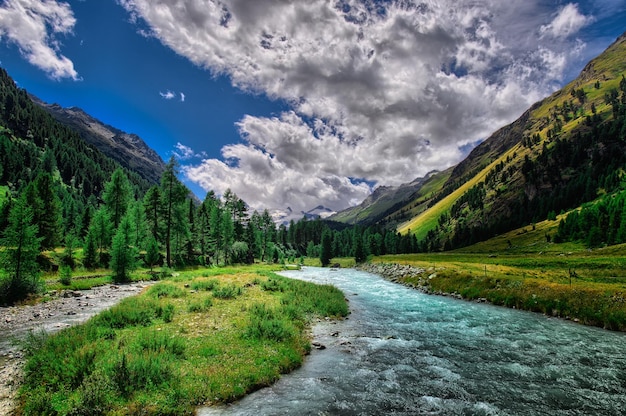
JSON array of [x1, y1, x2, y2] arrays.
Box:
[[32, 98, 166, 184], [391, 32, 626, 251], [329, 171, 441, 226], [0, 66, 155, 198]]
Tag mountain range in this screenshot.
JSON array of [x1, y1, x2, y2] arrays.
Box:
[[1, 30, 625, 252]]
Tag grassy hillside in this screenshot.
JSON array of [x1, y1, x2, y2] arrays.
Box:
[[392, 32, 626, 252], [397, 145, 520, 239]]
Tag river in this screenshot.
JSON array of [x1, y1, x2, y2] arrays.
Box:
[[198, 266, 626, 416]]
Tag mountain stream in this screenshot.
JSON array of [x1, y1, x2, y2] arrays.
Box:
[[198, 267, 626, 416]]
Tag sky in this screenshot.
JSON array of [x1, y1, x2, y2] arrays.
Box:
[[0, 1, 625, 222]]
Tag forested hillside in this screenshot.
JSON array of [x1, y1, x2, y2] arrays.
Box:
[[393, 32, 626, 252], [0, 66, 418, 305]]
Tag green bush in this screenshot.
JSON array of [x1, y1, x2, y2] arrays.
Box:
[[59, 265, 72, 286], [147, 283, 187, 299], [245, 304, 295, 342], [212, 284, 242, 299], [156, 303, 175, 323], [187, 297, 213, 313], [93, 297, 157, 329], [190, 279, 219, 291]]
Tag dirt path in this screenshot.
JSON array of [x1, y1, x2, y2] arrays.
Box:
[[0, 282, 153, 416]]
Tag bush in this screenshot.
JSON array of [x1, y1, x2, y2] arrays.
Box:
[[212, 284, 242, 299], [245, 303, 295, 342], [190, 279, 219, 292], [148, 283, 186, 299], [156, 303, 175, 323], [188, 297, 213, 313], [94, 297, 157, 329], [59, 265, 72, 286]]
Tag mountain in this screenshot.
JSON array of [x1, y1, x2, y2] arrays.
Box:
[[329, 170, 442, 226], [303, 205, 335, 220], [0, 67, 155, 201], [370, 32, 626, 251], [31, 98, 166, 184]]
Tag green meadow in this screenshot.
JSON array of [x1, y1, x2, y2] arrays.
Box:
[[17, 266, 348, 415]]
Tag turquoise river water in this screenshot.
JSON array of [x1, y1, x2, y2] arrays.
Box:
[[198, 267, 626, 415]]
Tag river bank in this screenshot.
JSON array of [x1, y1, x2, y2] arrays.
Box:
[[0, 282, 153, 416], [358, 261, 626, 331]]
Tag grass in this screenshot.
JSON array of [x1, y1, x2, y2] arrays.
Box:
[[397, 144, 521, 239], [372, 243, 626, 331], [302, 257, 356, 268], [17, 266, 349, 415]]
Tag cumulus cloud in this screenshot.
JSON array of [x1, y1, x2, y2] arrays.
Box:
[[119, 0, 603, 219], [0, 0, 79, 80], [540, 3, 594, 39]]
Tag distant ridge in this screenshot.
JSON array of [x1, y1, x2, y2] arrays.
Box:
[[31, 97, 166, 184]]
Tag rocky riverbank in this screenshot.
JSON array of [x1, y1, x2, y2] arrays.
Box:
[[356, 263, 468, 301], [0, 281, 153, 416]]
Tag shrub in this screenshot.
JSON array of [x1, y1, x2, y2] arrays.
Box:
[[59, 265, 72, 286], [190, 279, 219, 292], [212, 284, 242, 299], [156, 303, 175, 323], [188, 297, 213, 313], [245, 303, 295, 342], [94, 297, 157, 329], [147, 283, 186, 299]]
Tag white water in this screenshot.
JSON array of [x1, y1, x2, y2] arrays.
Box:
[[198, 267, 626, 415]]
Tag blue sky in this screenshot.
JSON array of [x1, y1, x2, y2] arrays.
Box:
[[0, 0, 625, 221]]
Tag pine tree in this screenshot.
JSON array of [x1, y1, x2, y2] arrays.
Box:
[[103, 168, 133, 229], [320, 229, 333, 267], [0, 196, 42, 304], [143, 185, 161, 241], [160, 157, 188, 267], [144, 237, 161, 273], [82, 230, 98, 270], [110, 215, 137, 283], [89, 207, 112, 266], [24, 172, 61, 249]]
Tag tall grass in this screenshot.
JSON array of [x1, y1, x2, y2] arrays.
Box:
[[18, 266, 348, 415]]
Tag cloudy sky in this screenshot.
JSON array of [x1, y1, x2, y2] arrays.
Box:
[[0, 0, 625, 220]]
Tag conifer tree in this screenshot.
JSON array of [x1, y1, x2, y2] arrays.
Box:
[[160, 157, 188, 267], [110, 215, 136, 283], [0, 196, 42, 304], [89, 207, 112, 266], [143, 185, 161, 241], [24, 172, 61, 249], [103, 168, 133, 229], [144, 237, 161, 272], [82, 230, 98, 270], [320, 229, 333, 267]]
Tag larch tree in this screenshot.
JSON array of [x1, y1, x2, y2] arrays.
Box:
[[110, 214, 137, 283], [0, 196, 42, 304], [160, 157, 189, 267], [103, 168, 133, 229]]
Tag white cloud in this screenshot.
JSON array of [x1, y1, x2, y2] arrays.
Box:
[[540, 3, 594, 39], [120, 0, 602, 219], [0, 0, 79, 80], [173, 142, 205, 160], [159, 90, 175, 100], [180, 92, 185, 102]]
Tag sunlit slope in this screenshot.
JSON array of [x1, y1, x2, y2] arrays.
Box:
[[397, 144, 520, 239], [395, 32, 626, 250]]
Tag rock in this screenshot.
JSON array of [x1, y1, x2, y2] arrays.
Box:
[[331, 331, 340, 337], [311, 342, 326, 350]]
